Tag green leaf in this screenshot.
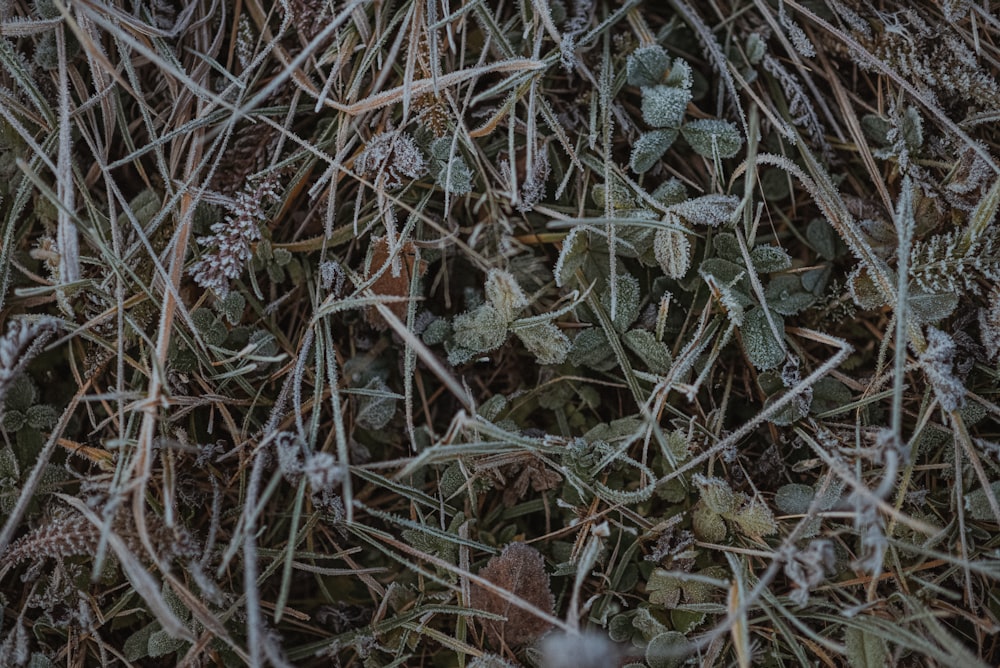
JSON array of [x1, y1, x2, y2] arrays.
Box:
[[452, 304, 509, 354], [653, 227, 692, 279], [484, 269, 528, 321], [623, 329, 672, 374], [673, 194, 739, 227], [731, 497, 778, 537], [627, 45, 670, 87], [554, 227, 588, 287], [749, 244, 792, 273], [964, 481, 1000, 521], [219, 291, 245, 325], [741, 307, 785, 370], [694, 475, 740, 514], [810, 376, 852, 415], [25, 404, 58, 430], [807, 218, 838, 260], [514, 321, 571, 365], [641, 85, 691, 129], [765, 275, 816, 315], [630, 130, 677, 173], [907, 290, 958, 323], [681, 119, 743, 158], [692, 501, 727, 542], [568, 328, 616, 370], [844, 626, 889, 668], [651, 179, 688, 206], [646, 631, 691, 668], [775, 484, 815, 515], [2, 409, 25, 432], [600, 273, 641, 333]]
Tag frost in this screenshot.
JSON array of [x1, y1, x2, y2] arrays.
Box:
[[626, 45, 670, 87], [918, 326, 966, 412], [672, 194, 739, 227], [484, 269, 529, 321], [452, 304, 508, 355], [600, 273, 641, 333], [680, 119, 744, 159], [742, 307, 785, 370], [514, 322, 571, 365], [623, 329, 672, 374], [630, 129, 677, 173], [640, 85, 691, 129], [355, 131, 427, 190]]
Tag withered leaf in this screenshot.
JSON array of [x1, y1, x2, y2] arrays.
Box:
[[471, 542, 555, 648], [364, 237, 426, 329]]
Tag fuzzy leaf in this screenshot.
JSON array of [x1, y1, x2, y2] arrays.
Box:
[[807, 218, 838, 260], [600, 273, 642, 333], [750, 245, 792, 273], [554, 227, 588, 287], [775, 484, 815, 515], [568, 328, 616, 370], [646, 631, 691, 668], [844, 627, 889, 668], [681, 119, 743, 159], [641, 85, 691, 129], [694, 475, 740, 515], [964, 481, 1000, 521], [692, 501, 728, 542], [471, 542, 555, 648], [485, 269, 528, 321], [630, 129, 677, 173], [627, 45, 670, 87], [765, 275, 816, 316], [654, 227, 692, 279], [731, 498, 778, 537], [452, 304, 509, 354], [741, 307, 785, 370], [672, 194, 739, 227], [514, 322, 571, 365], [623, 329, 672, 374], [651, 179, 687, 206]]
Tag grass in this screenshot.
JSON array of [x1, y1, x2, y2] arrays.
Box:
[[2, 0, 1000, 666]]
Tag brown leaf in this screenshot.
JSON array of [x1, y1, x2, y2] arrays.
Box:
[[364, 237, 425, 329], [471, 542, 555, 648]]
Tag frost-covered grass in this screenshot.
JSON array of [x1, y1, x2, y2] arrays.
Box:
[[1, 0, 1000, 666]]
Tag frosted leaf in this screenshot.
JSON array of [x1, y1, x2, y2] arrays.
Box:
[[653, 226, 691, 279], [630, 129, 677, 173], [672, 194, 739, 227], [471, 542, 555, 648], [623, 329, 672, 374], [907, 291, 958, 324], [646, 631, 692, 668], [980, 287, 1000, 359], [750, 244, 792, 273], [355, 131, 427, 190], [692, 501, 727, 542], [651, 179, 687, 206], [485, 269, 529, 321], [355, 377, 398, 430], [745, 33, 766, 64], [554, 227, 588, 287], [964, 481, 1000, 521], [568, 328, 616, 370], [918, 326, 966, 412], [626, 45, 670, 87], [514, 322, 571, 365], [844, 628, 888, 668], [600, 273, 641, 332], [641, 85, 691, 129], [742, 307, 785, 370], [468, 655, 518, 668], [775, 483, 815, 515], [765, 275, 816, 315], [421, 318, 451, 345], [433, 147, 473, 194], [680, 119, 744, 159], [731, 497, 778, 537], [663, 58, 693, 90], [538, 632, 622, 668], [452, 304, 508, 354], [847, 264, 887, 310], [694, 474, 741, 514]]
